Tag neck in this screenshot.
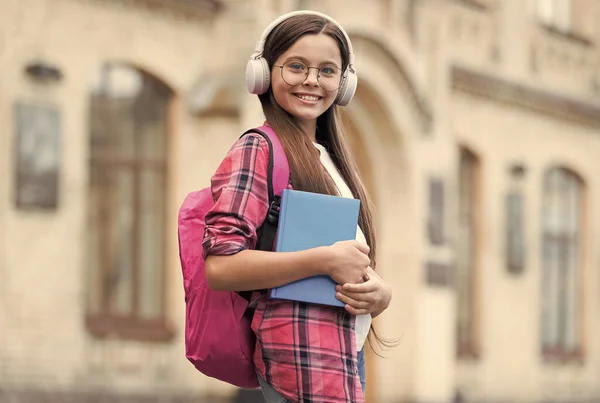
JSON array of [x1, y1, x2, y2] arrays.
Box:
[[296, 118, 317, 142]]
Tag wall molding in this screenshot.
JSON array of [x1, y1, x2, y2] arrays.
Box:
[[452, 65, 600, 128], [85, 0, 222, 20]]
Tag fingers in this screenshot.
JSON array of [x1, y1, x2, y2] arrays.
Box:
[[336, 287, 370, 301], [339, 281, 377, 294], [353, 241, 370, 256], [335, 292, 370, 310], [342, 291, 374, 303]]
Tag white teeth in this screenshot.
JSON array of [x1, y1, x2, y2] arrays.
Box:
[[296, 94, 320, 101]]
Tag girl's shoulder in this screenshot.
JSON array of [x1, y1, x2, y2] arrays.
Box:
[[228, 129, 271, 154], [217, 129, 272, 174]]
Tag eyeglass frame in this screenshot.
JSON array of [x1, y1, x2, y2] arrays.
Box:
[[272, 61, 344, 92]]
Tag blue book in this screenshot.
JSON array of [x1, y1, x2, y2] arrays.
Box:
[[269, 189, 360, 307]]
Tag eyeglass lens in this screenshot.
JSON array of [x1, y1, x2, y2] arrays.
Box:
[[280, 61, 342, 92]]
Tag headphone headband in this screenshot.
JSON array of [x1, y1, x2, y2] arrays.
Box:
[[251, 10, 355, 72]]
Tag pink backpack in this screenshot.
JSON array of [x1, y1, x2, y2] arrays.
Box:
[[177, 125, 289, 388]]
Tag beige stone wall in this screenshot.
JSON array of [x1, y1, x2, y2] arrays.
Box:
[[0, 0, 237, 399], [453, 91, 600, 402], [1, 0, 600, 402]]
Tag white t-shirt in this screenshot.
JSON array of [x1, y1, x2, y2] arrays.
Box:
[[313, 142, 372, 352]]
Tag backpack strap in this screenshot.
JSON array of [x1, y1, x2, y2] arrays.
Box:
[[239, 125, 290, 252]]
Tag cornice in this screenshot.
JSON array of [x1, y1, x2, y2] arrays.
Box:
[[452, 65, 600, 128], [85, 0, 222, 20]]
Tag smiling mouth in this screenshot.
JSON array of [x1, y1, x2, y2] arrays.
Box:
[[294, 94, 322, 102]]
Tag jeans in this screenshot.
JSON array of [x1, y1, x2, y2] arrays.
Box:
[[258, 349, 366, 403], [357, 347, 366, 393]]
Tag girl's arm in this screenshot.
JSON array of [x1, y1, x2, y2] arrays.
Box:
[[206, 240, 370, 291], [202, 133, 369, 292], [206, 247, 327, 291]]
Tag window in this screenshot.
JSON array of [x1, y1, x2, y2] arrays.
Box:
[[86, 64, 172, 341], [506, 191, 526, 275], [530, 0, 573, 31], [456, 148, 480, 358], [529, 0, 593, 37], [428, 179, 445, 245], [540, 167, 584, 360]]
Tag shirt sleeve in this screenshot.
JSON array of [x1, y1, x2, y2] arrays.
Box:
[[201, 133, 271, 259]]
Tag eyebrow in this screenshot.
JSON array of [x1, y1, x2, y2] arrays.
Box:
[[284, 55, 341, 69]]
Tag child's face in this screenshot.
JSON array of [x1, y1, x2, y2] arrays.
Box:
[[271, 33, 343, 129]]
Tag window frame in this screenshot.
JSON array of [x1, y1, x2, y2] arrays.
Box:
[[85, 64, 174, 342], [540, 167, 586, 363]]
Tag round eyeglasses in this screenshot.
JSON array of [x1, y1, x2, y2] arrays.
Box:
[[273, 61, 343, 92]]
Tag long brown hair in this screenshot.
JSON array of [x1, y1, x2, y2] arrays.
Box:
[[258, 14, 377, 269]]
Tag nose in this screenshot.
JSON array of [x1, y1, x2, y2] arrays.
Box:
[[303, 67, 319, 87]]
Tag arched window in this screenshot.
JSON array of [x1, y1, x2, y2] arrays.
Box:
[[457, 147, 480, 358], [541, 167, 583, 359], [86, 64, 172, 341]]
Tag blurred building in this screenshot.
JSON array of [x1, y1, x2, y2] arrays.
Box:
[[1, 0, 600, 402]]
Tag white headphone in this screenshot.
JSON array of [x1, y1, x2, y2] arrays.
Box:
[[245, 10, 357, 107]]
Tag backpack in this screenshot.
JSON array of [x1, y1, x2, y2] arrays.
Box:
[[177, 125, 290, 389]]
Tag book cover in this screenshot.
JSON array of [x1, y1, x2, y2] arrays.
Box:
[[269, 189, 360, 307]]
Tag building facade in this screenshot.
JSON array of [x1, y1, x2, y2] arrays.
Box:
[[1, 0, 599, 402]]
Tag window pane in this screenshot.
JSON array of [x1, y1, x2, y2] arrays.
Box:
[[138, 169, 166, 319], [564, 238, 579, 350], [110, 170, 135, 316], [87, 166, 104, 315], [507, 193, 525, 272], [90, 65, 143, 160], [135, 79, 169, 161], [555, 0, 572, 31], [457, 149, 477, 352], [541, 237, 560, 348], [139, 117, 167, 161], [90, 97, 136, 159], [88, 164, 135, 316], [541, 168, 582, 354], [457, 224, 473, 345], [543, 169, 561, 234], [536, 0, 556, 25], [566, 177, 579, 235]]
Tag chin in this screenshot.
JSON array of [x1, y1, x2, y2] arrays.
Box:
[[294, 112, 322, 121], [290, 105, 328, 119]]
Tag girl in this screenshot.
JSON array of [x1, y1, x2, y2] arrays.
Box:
[[203, 10, 392, 403]]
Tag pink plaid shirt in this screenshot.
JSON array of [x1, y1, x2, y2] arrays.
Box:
[[202, 132, 364, 403]]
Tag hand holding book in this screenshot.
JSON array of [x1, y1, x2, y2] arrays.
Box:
[[323, 240, 370, 286], [335, 267, 393, 317], [269, 189, 367, 307]]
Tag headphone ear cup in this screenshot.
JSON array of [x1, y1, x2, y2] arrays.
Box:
[[245, 57, 271, 94], [335, 71, 357, 106]]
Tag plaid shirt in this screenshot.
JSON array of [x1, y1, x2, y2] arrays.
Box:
[[203, 133, 364, 403]]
